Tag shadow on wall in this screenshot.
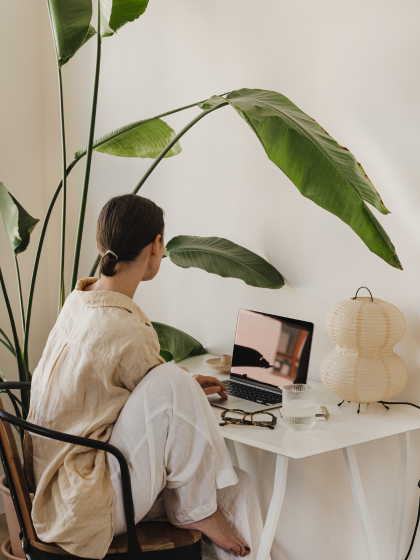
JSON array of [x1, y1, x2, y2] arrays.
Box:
[[398, 311, 420, 400]]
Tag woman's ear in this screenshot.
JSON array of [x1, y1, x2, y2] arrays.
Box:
[[151, 234, 162, 256]]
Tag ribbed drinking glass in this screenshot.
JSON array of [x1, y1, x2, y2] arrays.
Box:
[[282, 384, 316, 431]]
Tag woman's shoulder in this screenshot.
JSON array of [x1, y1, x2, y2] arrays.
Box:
[[88, 304, 158, 350], [57, 291, 159, 357], [99, 309, 163, 378]]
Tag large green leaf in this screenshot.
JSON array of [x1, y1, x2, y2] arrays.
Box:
[[46, 0, 96, 67], [165, 236, 284, 289], [75, 118, 182, 159], [100, 0, 149, 37], [0, 184, 39, 255], [152, 322, 206, 363], [200, 89, 401, 270]]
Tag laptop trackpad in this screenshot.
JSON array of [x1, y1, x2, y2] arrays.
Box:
[[207, 394, 243, 406]]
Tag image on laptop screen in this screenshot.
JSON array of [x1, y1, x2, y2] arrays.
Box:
[[231, 309, 313, 389]]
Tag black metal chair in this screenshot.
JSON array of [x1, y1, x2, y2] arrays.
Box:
[[0, 382, 202, 560]]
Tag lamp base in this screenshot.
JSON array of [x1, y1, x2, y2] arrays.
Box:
[[337, 400, 389, 414]]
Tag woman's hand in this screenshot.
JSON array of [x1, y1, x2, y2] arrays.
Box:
[[192, 374, 228, 398]]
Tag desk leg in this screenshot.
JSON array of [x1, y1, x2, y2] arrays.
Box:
[[256, 454, 289, 560], [389, 432, 410, 560], [225, 439, 240, 468], [343, 446, 380, 560]]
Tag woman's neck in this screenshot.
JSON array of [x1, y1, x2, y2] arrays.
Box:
[[84, 262, 146, 299]]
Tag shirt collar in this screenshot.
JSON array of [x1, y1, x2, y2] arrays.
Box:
[[75, 278, 151, 324]]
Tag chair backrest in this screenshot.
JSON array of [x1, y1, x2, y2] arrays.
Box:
[[0, 396, 36, 542]]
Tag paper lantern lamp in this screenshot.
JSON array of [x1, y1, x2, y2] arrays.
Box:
[[320, 287, 408, 404]]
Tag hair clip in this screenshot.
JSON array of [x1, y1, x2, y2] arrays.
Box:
[[105, 250, 118, 260]]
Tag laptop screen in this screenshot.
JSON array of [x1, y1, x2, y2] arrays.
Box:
[[231, 309, 314, 389]]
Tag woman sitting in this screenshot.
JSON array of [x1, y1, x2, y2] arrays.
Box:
[[25, 194, 264, 560]]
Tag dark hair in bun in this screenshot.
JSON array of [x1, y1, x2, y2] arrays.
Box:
[[96, 194, 164, 278]]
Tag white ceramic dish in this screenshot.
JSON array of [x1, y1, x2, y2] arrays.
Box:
[[206, 355, 232, 374]]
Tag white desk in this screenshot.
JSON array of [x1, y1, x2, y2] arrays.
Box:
[[177, 354, 420, 560]]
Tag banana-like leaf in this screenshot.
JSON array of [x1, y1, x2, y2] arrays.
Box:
[[46, 0, 96, 67], [165, 236, 284, 289], [75, 118, 182, 159], [152, 322, 206, 363], [200, 89, 401, 270], [0, 183, 39, 255], [100, 0, 149, 37]]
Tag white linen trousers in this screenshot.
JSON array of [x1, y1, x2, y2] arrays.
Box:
[[108, 363, 264, 560]]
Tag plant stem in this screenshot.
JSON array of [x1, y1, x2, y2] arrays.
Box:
[[70, 1, 102, 292], [0, 268, 29, 411], [14, 256, 25, 332], [0, 337, 16, 357], [133, 105, 227, 194], [89, 254, 101, 279], [4, 390, 25, 445], [0, 328, 14, 351], [4, 391, 23, 419], [24, 158, 79, 366], [89, 104, 227, 276], [58, 67, 67, 313]]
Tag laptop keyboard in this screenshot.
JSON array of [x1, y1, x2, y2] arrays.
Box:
[[224, 380, 282, 407]]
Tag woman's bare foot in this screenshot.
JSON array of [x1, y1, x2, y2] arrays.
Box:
[[176, 507, 251, 557]]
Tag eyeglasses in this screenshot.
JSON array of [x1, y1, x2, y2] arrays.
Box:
[[220, 409, 277, 430]]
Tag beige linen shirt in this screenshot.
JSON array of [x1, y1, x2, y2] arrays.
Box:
[[26, 278, 165, 558]]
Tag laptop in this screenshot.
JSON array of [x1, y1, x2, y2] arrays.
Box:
[[207, 308, 314, 412]]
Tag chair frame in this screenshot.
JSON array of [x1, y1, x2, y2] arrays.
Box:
[[0, 382, 177, 560]]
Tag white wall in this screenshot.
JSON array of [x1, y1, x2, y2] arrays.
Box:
[[0, 1, 53, 512], [2, 0, 420, 557], [0, 2, 51, 370]]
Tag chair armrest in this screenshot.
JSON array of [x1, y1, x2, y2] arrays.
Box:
[[0, 382, 31, 391]]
